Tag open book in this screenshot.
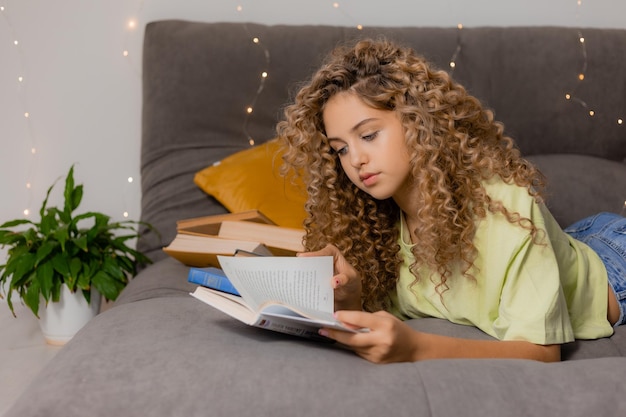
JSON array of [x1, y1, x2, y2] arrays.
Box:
[[190, 255, 362, 339]]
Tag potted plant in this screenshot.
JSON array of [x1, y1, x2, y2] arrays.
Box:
[[0, 165, 151, 344]]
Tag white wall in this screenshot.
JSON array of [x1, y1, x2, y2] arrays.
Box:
[[0, 0, 624, 267]]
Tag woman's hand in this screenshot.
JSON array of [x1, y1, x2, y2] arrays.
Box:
[[298, 244, 362, 311], [321, 310, 562, 364], [320, 310, 421, 364]]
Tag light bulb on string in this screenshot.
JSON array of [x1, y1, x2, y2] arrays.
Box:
[[331, 1, 362, 30], [448, 24, 463, 75]]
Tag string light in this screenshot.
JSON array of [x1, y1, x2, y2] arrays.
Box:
[[230, 8, 272, 148], [1, 3, 38, 217], [448, 24, 463, 74], [331, 2, 363, 30], [564, 0, 623, 125]]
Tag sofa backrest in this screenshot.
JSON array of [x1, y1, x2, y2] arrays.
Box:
[[138, 21, 626, 261]]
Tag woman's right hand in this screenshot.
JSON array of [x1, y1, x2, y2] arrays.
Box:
[[298, 244, 362, 311]]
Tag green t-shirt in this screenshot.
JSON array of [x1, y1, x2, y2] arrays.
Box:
[[389, 177, 613, 344]]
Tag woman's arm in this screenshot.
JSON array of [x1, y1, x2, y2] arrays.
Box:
[[322, 310, 561, 364]]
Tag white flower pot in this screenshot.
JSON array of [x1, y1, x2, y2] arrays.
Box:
[[38, 285, 101, 346]]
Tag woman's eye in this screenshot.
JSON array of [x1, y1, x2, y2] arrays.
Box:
[[362, 131, 378, 141], [335, 146, 348, 156]]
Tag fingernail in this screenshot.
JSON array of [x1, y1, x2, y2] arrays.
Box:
[[318, 329, 329, 337]]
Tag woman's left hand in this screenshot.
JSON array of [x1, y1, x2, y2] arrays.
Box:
[[320, 310, 421, 364]]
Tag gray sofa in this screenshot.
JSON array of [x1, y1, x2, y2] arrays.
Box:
[[7, 21, 626, 417]]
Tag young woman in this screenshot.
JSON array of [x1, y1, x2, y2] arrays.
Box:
[[276, 38, 626, 364]]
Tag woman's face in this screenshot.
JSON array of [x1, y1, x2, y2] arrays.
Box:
[[323, 91, 413, 203]]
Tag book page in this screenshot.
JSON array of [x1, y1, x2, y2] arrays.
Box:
[[216, 256, 334, 313]]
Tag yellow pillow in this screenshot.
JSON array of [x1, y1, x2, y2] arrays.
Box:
[[194, 139, 307, 229]]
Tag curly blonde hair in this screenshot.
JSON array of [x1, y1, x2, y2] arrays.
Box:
[[277, 38, 545, 312]]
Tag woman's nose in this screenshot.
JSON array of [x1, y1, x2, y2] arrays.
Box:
[[349, 145, 368, 167]]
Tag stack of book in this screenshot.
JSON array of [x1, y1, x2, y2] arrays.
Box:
[[163, 210, 305, 267]]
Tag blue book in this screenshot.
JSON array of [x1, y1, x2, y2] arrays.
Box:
[[187, 267, 241, 296]]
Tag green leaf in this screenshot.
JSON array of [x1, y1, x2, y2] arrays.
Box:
[[0, 230, 27, 246], [36, 261, 55, 302], [35, 241, 57, 266], [91, 270, 125, 301], [70, 185, 83, 213], [39, 209, 56, 235], [103, 258, 128, 282], [50, 279, 62, 303], [9, 253, 36, 287], [63, 165, 76, 214], [23, 278, 41, 318], [76, 270, 91, 290], [73, 235, 88, 252], [51, 253, 70, 279], [0, 218, 35, 228], [39, 176, 61, 219], [53, 226, 70, 251], [68, 257, 83, 289]]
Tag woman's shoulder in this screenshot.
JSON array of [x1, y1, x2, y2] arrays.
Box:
[[481, 175, 537, 210]]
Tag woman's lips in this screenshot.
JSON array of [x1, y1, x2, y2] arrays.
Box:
[[360, 173, 378, 187]]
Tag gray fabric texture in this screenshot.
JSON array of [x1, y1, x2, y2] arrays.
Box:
[[7, 258, 626, 417], [7, 22, 626, 417]]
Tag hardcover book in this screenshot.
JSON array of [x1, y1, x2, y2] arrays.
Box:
[[187, 266, 240, 296]]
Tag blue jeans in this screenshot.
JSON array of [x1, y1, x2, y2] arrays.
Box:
[[564, 212, 626, 326]]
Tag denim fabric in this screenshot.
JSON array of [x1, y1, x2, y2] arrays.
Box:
[[565, 213, 626, 325]]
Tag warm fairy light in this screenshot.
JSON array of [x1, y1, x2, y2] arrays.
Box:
[[123, 211, 129, 218], [31, 147, 36, 154], [26, 182, 31, 189], [128, 19, 137, 29], [248, 138, 255, 146], [252, 37, 259, 44], [589, 110, 595, 116], [0, 6, 5, 11], [236, 5, 243, 12], [127, 176, 133, 183], [333, 2, 339, 8], [24, 112, 29, 118], [458, 23, 463, 29], [357, 25, 363, 30], [18, 76, 23, 82], [261, 71, 268, 78], [578, 73, 584, 80], [449, 62, 456, 68], [13, 40, 18, 45], [579, 37, 585, 43], [618, 119, 624, 125], [246, 106, 253, 114], [23, 209, 30, 216], [565, 94, 571, 100], [123, 50, 129, 57]]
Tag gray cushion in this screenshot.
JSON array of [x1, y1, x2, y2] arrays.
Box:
[[527, 154, 626, 227], [7, 257, 626, 417]]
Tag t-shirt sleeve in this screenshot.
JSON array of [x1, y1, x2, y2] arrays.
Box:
[[492, 231, 575, 344]]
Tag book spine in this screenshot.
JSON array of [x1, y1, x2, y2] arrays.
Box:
[[188, 267, 241, 296]]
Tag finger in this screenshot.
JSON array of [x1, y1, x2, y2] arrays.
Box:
[[332, 273, 348, 289], [334, 310, 383, 330]]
